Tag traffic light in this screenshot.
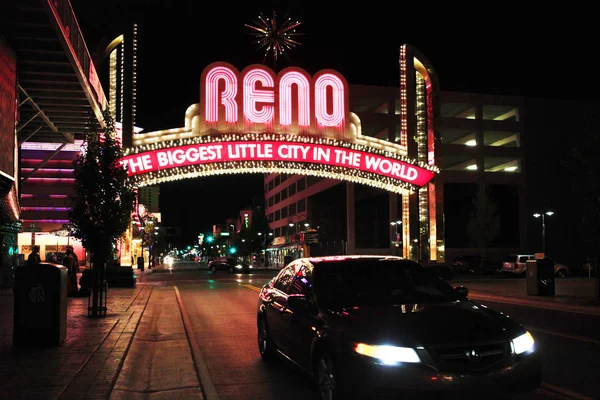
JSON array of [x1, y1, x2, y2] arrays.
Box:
[[206, 236, 214, 243], [229, 247, 237, 254]]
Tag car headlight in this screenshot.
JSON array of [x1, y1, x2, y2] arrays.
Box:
[[511, 331, 535, 355], [354, 343, 420, 365], [235, 264, 243, 269]]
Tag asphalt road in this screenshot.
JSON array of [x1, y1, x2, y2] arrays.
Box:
[[144, 263, 598, 400]]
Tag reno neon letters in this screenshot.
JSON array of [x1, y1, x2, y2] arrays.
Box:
[[200, 62, 348, 136]]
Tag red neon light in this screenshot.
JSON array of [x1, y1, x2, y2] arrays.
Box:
[[243, 68, 275, 124], [205, 66, 238, 123], [279, 71, 310, 127], [315, 73, 345, 128], [122, 141, 435, 187]]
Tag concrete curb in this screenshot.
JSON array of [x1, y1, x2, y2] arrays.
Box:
[[468, 291, 600, 316]]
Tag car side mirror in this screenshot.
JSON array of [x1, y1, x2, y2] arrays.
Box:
[[454, 286, 469, 299], [288, 294, 309, 312]]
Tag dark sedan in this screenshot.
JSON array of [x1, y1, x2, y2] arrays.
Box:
[[256, 256, 541, 399], [208, 257, 251, 273]]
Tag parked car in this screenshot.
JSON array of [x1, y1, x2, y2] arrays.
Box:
[[208, 257, 251, 273], [451, 255, 498, 274], [502, 254, 569, 277], [256, 255, 541, 399]]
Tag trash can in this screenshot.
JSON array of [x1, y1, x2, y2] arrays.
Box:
[[526, 258, 555, 296], [137, 256, 144, 271], [13, 263, 68, 347]]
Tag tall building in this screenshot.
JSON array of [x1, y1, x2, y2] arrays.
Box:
[[1, 0, 108, 267], [264, 46, 526, 264], [138, 185, 160, 213]]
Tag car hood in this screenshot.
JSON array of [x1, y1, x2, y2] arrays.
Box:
[[324, 300, 520, 347]]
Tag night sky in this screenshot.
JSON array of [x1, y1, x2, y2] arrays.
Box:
[[70, 1, 597, 244]]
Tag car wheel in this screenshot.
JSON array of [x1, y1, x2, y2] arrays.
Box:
[[556, 269, 568, 278], [257, 317, 276, 360], [316, 352, 344, 400]]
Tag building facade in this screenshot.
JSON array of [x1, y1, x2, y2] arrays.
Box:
[[1, 0, 108, 270], [264, 47, 526, 264]]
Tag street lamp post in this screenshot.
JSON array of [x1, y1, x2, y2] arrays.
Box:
[[533, 211, 554, 255], [390, 220, 402, 256]]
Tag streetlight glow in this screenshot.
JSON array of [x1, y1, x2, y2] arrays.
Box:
[[546, 211, 554, 216], [533, 213, 541, 218]]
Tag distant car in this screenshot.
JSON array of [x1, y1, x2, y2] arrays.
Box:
[[451, 255, 497, 274], [208, 257, 251, 273], [502, 254, 569, 277], [256, 256, 541, 399]]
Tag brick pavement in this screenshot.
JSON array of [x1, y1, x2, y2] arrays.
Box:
[[0, 283, 152, 400]]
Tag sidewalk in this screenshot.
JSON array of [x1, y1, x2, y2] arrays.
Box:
[[452, 277, 600, 316], [0, 275, 152, 399]]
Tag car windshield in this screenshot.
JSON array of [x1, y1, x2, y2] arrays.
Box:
[[314, 259, 458, 307]]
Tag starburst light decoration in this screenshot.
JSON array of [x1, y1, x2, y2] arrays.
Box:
[[245, 9, 303, 63]]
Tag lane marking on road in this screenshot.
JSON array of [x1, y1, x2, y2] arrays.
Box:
[[541, 383, 594, 400], [174, 286, 220, 400], [525, 326, 600, 345], [468, 294, 600, 317], [242, 284, 261, 292]]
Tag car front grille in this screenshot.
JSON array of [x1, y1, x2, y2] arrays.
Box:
[[429, 342, 509, 373]]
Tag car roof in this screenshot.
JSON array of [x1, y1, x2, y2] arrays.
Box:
[[296, 255, 421, 270]]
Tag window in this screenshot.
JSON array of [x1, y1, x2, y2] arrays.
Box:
[[281, 207, 288, 218], [275, 193, 280, 203], [289, 182, 296, 196], [275, 176, 280, 187], [281, 188, 287, 200], [289, 202, 296, 216], [289, 265, 313, 296], [268, 197, 274, 207], [274, 266, 295, 292], [441, 102, 476, 119], [298, 199, 306, 212], [297, 177, 306, 191], [483, 131, 519, 147], [484, 157, 520, 173], [483, 105, 519, 121], [440, 128, 477, 146], [268, 180, 274, 191], [441, 156, 477, 171], [275, 210, 280, 221], [307, 176, 321, 186]]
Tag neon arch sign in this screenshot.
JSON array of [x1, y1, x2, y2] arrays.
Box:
[[121, 62, 439, 193]]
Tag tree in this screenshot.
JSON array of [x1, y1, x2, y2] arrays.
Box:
[[69, 110, 135, 316], [467, 186, 501, 257]]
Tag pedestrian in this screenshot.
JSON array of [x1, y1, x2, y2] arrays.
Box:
[[26, 246, 41, 265], [63, 245, 78, 294]]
